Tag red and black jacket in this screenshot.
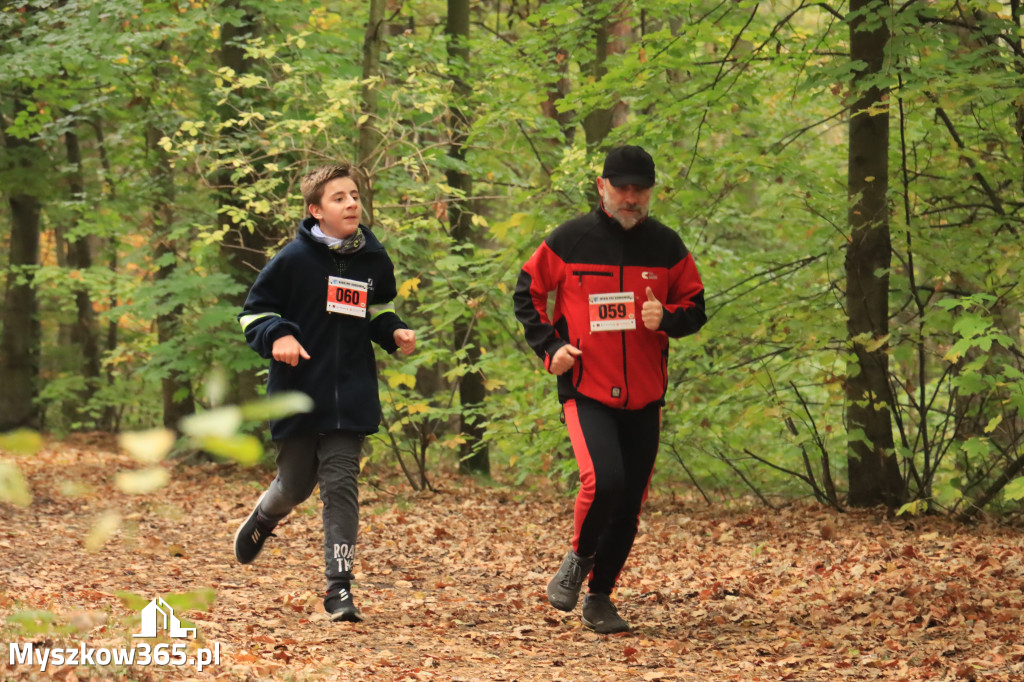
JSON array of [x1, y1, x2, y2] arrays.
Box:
[[513, 207, 706, 410]]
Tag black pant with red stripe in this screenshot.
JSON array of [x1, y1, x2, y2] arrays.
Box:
[[563, 397, 661, 595]]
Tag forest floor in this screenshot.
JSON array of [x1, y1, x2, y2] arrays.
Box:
[[2, 436, 1024, 682]]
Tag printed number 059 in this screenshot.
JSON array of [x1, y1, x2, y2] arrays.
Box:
[[598, 303, 628, 320]]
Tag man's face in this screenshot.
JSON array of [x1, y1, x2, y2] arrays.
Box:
[[597, 177, 651, 230], [309, 176, 361, 239]]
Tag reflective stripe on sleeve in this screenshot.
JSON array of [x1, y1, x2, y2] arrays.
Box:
[[239, 312, 281, 331], [368, 302, 396, 321]]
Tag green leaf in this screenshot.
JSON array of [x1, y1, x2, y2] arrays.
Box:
[[984, 415, 1003, 434], [239, 391, 314, 422], [119, 428, 176, 464], [6, 610, 70, 636], [198, 434, 262, 465], [0, 429, 43, 455], [163, 588, 217, 613], [179, 406, 244, 439], [1003, 478, 1024, 502], [896, 499, 928, 516], [387, 372, 417, 389], [0, 462, 32, 507], [85, 511, 121, 552], [115, 467, 171, 494]]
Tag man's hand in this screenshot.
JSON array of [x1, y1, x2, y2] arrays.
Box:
[[394, 328, 417, 355], [642, 286, 663, 331], [272, 335, 311, 366], [549, 344, 582, 375]]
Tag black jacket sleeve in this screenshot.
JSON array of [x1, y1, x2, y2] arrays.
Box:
[[238, 256, 302, 359]]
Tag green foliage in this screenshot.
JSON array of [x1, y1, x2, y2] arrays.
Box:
[[3, 0, 1023, 514]]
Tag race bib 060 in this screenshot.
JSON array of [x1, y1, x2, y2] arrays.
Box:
[[589, 292, 636, 332], [327, 277, 368, 317]]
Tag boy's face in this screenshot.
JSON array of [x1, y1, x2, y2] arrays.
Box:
[[309, 176, 361, 239]]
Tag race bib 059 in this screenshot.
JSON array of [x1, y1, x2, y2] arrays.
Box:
[[589, 292, 636, 332]]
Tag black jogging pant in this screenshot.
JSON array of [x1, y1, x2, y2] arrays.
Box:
[[563, 397, 661, 595]]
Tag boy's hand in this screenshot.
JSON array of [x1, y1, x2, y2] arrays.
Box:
[[394, 328, 417, 355], [272, 335, 311, 366]]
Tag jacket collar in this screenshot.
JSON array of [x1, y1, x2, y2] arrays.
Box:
[[297, 217, 385, 253]]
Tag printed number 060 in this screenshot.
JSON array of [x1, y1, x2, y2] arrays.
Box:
[[335, 289, 361, 304]]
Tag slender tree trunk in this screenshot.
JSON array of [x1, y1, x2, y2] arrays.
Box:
[[1013, 0, 1023, 193], [216, 2, 267, 407], [845, 0, 904, 508], [541, 44, 574, 146], [359, 0, 386, 225], [582, 0, 630, 204], [0, 99, 42, 431], [582, 1, 613, 153], [64, 127, 104, 424], [447, 0, 489, 475], [89, 117, 119, 430], [146, 121, 195, 428]]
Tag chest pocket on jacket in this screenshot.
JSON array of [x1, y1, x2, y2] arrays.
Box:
[[571, 269, 614, 288]]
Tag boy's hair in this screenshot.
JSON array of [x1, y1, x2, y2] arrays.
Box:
[[301, 163, 362, 208]]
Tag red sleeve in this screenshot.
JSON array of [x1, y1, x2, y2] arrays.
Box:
[[513, 241, 569, 365], [660, 252, 707, 338]]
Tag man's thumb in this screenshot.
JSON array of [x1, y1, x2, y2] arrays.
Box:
[[646, 286, 659, 302], [300, 345, 312, 359], [567, 345, 583, 357]]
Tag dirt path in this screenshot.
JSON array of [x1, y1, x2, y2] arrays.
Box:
[[2, 439, 1023, 681]]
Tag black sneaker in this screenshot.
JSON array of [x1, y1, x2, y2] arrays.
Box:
[[324, 588, 362, 623], [233, 493, 275, 565], [546, 550, 595, 611], [581, 593, 629, 634]]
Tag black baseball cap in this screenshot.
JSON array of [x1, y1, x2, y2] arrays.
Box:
[[601, 145, 656, 188]]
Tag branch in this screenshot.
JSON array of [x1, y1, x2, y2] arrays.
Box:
[[790, 381, 841, 508], [958, 442, 1024, 522], [666, 442, 713, 506], [721, 450, 779, 510], [932, 102, 1018, 235]]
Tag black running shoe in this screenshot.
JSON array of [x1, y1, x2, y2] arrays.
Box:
[[546, 550, 595, 611], [233, 493, 275, 564], [324, 588, 362, 623], [581, 593, 629, 634]]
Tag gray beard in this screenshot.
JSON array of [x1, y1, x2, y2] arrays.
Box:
[[613, 210, 645, 230]]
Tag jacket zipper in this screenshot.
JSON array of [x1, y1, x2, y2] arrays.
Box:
[[335, 313, 343, 429], [619, 264, 629, 407], [573, 337, 584, 390]]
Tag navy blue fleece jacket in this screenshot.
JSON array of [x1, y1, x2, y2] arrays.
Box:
[[239, 218, 408, 439]]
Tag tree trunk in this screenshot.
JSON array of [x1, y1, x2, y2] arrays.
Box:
[[447, 0, 489, 475], [845, 0, 904, 508], [0, 98, 42, 431], [147, 122, 195, 429], [216, 2, 268, 408], [582, 0, 630, 204], [582, 1, 613, 152], [359, 0, 386, 226], [64, 127, 104, 424], [89, 117, 120, 430], [1013, 0, 1023, 199]]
